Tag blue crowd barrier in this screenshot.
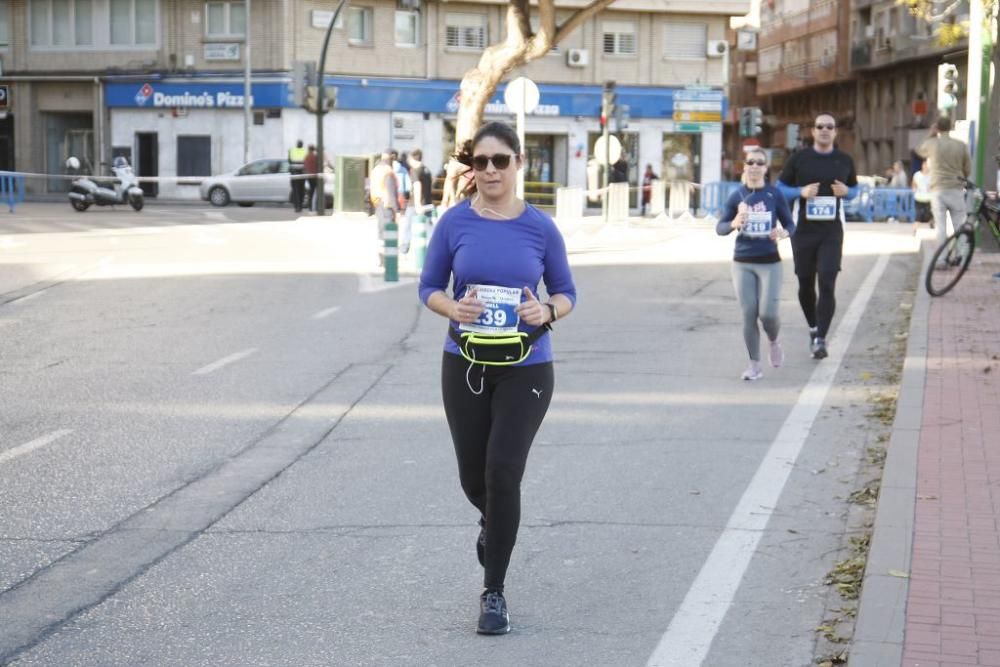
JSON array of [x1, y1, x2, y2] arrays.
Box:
[[0, 171, 26, 213], [843, 186, 874, 222], [871, 187, 916, 222], [700, 181, 742, 217]]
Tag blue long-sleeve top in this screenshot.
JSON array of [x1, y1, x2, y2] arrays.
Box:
[[419, 199, 577, 365], [777, 181, 860, 202], [716, 185, 796, 262]]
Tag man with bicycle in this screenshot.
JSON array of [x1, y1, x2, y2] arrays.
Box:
[[917, 116, 972, 253], [778, 113, 859, 360]]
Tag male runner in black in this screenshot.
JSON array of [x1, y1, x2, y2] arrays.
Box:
[[777, 113, 858, 360]]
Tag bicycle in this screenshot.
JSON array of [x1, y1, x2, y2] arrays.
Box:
[[924, 178, 1000, 296]]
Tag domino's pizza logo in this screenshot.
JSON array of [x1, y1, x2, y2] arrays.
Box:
[[135, 83, 154, 106]]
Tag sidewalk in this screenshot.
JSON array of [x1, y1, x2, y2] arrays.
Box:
[[854, 248, 1000, 666]]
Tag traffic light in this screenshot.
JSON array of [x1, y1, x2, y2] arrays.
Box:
[[749, 107, 763, 136], [738, 107, 751, 137], [937, 63, 959, 111], [600, 81, 616, 129]]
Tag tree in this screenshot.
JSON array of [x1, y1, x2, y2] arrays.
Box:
[[903, 0, 999, 187], [440, 0, 618, 207]]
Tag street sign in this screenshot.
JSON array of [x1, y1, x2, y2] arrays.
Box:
[[593, 135, 622, 163], [504, 77, 539, 114], [673, 110, 722, 122], [0, 85, 9, 111]]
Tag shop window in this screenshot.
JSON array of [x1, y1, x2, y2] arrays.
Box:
[[602, 20, 636, 56], [394, 10, 419, 47], [29, 0, 98, 47], [206, 1, 245, 38], [446, 12, 485, 50], [663, 23, 706, 60], [177, 136, 211, 178], [0, 0, 8, 47], [110, 0, 156, 45], [347, 6, 373, 46]]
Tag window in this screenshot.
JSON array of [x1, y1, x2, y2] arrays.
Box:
[[394, 10, 418, 47], [206, 1, 245, 37], [602, 20, 636, 56], [30, 0, 96, 46], [0, 0, 8, 47], [347, 6, 372, 45], [663, 23, 706, 60], [177, 136, 211, 178], [446, 12, 485, 50], [109, 0, 155, 45]]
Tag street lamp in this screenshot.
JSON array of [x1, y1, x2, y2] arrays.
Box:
[[315, 0, 351, 216]]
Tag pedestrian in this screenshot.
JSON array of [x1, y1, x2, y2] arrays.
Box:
[[717, 148, 796, 381], [304, 144, 318, 212], [408, 148, 434, 226], [917, 116, 973, 251], [889, 160, 908, 188], [610, 157, 629, 184], [369, 150, 399, 266], [418, 121, 576, 636], [391, 151, 414, 252], [777, 112, 859, 360], [288, 139, 307, 213], [641, 164, 659, 216], [912, 159, 932, 223]]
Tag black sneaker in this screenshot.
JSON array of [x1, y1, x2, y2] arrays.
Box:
[[811, 337, 828, 360], [476, 518, 486, 567], [477, 590, 511, 635]]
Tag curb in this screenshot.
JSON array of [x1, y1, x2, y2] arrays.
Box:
[[849, 241, 931, 665]]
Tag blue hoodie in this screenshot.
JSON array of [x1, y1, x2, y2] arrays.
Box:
[[716, 185, 796, 262]]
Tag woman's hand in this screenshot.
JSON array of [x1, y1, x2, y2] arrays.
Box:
[[731, 203, 747, 231], [451, 288, 484, 324], [516, 287, 549, 326], [769, 227, 789, 241]]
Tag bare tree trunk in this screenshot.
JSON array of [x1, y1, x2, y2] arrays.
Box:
[[439, 0, 617, 209]]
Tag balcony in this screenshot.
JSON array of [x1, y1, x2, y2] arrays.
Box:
[[756, 56, 843, 96], [759, 0, 841, 50], [851, 42, 872, 69]]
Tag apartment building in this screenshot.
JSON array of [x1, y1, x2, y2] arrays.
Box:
[[0, 0, 750, 198], [735, 0, 968, 180]]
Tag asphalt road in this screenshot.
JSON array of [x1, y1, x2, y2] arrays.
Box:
[[0, 204, 921, 666]]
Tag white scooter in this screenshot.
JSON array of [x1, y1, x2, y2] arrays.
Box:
[[67, 156, 145, 212]]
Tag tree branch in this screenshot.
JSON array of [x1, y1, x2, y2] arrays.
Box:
[[555, 0, 618, 44]]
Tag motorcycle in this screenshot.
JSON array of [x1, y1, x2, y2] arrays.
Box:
[[67, 156, 145, 212]]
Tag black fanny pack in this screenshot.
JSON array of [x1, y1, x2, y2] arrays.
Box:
[[448, 325, 551, 366]]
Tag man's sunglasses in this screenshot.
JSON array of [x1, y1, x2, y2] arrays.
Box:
[[745, 159, 767, 167], [472, 154, 515, 171], [814, 124, 836, 130]]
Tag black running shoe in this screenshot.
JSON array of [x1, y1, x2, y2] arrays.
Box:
[[477, 590, 511, 635], [811, 337, 828, 360], [476, 518, 486, 567]]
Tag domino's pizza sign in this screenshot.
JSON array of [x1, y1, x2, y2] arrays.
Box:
[[0, 84, 9, 110], [135, 83, 154, 106]]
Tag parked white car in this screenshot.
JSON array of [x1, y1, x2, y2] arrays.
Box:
[[199, 158, 334, 208]]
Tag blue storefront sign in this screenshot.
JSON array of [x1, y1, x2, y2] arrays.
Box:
[[104, 77, 726, 120]]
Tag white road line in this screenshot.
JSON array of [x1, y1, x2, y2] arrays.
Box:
[[0, 429, 74, 465], [646, 253, 891, 667], [311, 306, 340, 320], [192, 348, 258, 376]]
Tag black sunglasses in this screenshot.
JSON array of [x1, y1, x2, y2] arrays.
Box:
[[745, 159, 767, 167], [814, 124, 836, 130], [472, 154, 515, 171]]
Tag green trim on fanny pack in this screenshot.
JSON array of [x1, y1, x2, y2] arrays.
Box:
[[448, 325, 551, 367]]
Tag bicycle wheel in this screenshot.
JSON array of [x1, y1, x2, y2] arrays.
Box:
[[925, 227, 975, 296]]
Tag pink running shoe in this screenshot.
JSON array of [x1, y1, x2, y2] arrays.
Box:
[[741, 362, 763, 381]]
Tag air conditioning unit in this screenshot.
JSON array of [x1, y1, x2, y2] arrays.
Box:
[[566, 48, 589, 67], [707, 40, 728, 57]]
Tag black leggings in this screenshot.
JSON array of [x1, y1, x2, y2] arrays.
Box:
[[797, 271, 838, 339], [441, 352, 554, 592]]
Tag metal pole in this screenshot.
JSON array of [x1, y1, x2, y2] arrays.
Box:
[[243, 0, 252, 165], [602, 92, 610, 223], [516, 78, 526, 199], [316, 0, 351, 217]]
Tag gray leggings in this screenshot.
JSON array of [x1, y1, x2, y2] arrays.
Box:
[[731, 261, 783, 361]]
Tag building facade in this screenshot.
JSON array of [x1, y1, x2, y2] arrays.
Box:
[[0, 0, 750, 199]]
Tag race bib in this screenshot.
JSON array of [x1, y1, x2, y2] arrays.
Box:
[[459, 284, 521, 334], [743, 210, 773, 238], [806, 196, 837, 221]]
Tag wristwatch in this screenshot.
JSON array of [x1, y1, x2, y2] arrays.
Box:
[[545, 302, 558, 323]]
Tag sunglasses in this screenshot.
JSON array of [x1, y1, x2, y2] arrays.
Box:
[[814, 124, 836, 130], [472, 154, 515, 171], [745, 160, 767, 167]]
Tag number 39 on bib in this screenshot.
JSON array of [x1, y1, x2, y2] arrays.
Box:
[[459, 284, 522, 334]]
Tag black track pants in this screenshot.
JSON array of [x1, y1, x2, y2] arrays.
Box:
[[441, 352, 554, 591]]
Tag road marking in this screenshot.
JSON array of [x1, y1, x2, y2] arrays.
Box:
[[646, 253, 891, 667], [358, 273, 416, 293], [192, 348, 258, 376], [0, 429, 73, 465], [311, 306, 340, 320]]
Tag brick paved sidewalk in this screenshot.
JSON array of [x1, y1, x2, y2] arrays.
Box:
[[905, 254, 1000, 667]]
